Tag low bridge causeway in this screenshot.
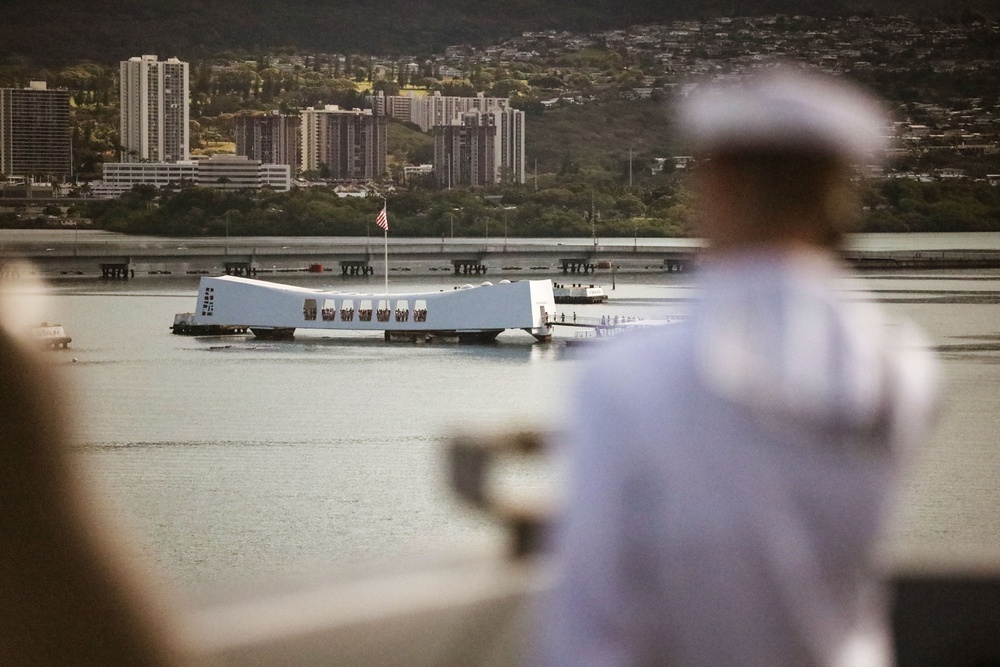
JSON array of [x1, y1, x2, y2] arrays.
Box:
[[2, 239, 699, 277], [3, 235, 1000, 278]]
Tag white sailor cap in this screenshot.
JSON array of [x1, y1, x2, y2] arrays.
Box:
[[679, 68, 888, 163]]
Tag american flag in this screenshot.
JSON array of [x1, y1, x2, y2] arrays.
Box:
[[376, 206, 388, 232]]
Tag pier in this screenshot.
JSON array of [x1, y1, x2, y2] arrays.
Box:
[[99, 258, 132, 279], [560, 259, 597, 274], [452, 258, 488, 274], [551, 313, 664, 343], [340, 260, 374, 276], [223, 259, 256, 276]]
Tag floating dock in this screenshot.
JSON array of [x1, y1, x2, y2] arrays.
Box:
[[552, 283, 608, 304], [171, 313, 249, 336]]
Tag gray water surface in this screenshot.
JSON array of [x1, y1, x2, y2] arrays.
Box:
[[8, 243, 1000, 591]]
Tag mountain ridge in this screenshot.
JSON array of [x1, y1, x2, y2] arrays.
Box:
[[2, 0, 996, 64]]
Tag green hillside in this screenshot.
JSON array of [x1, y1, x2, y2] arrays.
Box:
[[387, 120, 434, 168], [526, 100, 681, 182]]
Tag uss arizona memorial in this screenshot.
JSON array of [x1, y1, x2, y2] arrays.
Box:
[[181, 274, 558, 343]]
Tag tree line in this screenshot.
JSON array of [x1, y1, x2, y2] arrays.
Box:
[[49, 178, 1000, 238]]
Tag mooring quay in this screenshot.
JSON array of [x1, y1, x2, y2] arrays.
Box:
[[4, 234, 1000, 277]]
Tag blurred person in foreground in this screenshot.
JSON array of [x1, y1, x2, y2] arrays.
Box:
[[535, 69, 938, 667], [0, 280, 183, 665]]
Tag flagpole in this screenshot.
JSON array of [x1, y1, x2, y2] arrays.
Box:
[[383, 200, 389, 295]]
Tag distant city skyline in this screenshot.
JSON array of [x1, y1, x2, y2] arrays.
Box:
[[3, 11, 996, 196]]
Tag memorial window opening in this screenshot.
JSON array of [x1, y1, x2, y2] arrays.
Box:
[[303, 298, 318, 321], [414, 300, 428, 323], [395, 300, 410, 322], [340, 299, 355, 322], [359, 299, 373, 322]]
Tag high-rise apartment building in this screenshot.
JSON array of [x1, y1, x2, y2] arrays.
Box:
[[119, 55, 189, 162], [373, 94, 414, 125], [497, 107, 526, 184], [434, 112, 498, 188], [234, 111, 301, 174], [300, 106, 386, 180], [375, 91, 509, 132], [433, 108, 525, 187], [0, 81, 71, 179]]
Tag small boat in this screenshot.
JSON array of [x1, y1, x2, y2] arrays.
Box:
[[31, 323, 72, 349], [552, 283, 608, 304]]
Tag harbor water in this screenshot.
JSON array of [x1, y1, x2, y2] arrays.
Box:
[[4, 233, 1000, 594]]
